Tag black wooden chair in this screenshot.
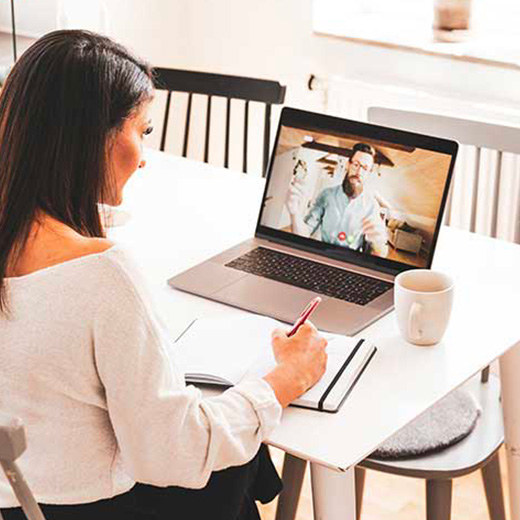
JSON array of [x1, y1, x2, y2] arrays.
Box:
[[152, 68, 286, 176]]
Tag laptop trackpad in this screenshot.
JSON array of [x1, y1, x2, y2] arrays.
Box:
[[168, 262, 246, 295], [215, 275, 318, 325], [215, 273, 384, 335]]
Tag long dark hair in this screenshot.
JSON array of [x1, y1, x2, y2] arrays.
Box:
[[0, 30, 153, 314]]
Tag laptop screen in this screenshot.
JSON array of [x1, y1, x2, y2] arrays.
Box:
[[256, 108, 457, 274]]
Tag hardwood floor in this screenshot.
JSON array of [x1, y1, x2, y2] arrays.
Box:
[[259, 446, 510, 519]]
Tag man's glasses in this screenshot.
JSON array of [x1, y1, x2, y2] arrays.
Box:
[[350, 160, 371, 172]]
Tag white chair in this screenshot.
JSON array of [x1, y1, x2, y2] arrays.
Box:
[[355, 373, 504, 520], [353, 107, 519, 520], [275, 108, 519, 520], [368, 107, 520, 242], [0, 413, 45, 520]]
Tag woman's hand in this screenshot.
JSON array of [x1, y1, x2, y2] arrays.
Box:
[[263, 322, 328, 408]]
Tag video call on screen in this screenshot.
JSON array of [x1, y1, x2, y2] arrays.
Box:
[[260, 125, 453, 269]]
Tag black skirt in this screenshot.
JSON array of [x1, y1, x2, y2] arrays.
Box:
[[1, 445, 282, 520]]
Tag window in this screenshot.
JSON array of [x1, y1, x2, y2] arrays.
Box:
[[313, 0, 520, 65]]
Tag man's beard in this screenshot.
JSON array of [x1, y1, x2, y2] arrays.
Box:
[[343, 175, 363, 198]]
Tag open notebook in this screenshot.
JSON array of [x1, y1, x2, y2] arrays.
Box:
[[174, 315, 377, 413]]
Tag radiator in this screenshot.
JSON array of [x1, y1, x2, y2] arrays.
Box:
[[314, 75, 520, 244]]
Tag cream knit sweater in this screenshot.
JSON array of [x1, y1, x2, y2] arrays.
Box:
[[0, 245, 281, 506]]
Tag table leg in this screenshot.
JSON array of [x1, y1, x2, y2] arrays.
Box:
[[275, 453, 307, 520], [499, 341, 520, 520], [310, 462, 355, 520]]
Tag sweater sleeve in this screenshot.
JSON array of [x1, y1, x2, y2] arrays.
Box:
[[92, 254, 282, 488]]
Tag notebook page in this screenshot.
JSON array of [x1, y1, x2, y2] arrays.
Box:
[[174, 315, 283, 384], [174, 313, 368, 410]]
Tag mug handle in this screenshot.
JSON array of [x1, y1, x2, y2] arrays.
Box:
[[408, 302, 423, 342]]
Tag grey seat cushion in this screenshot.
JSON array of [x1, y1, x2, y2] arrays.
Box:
[[372, 389, 481, 460]]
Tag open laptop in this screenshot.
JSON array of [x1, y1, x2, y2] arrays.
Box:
[[168, 107, 458, 335]]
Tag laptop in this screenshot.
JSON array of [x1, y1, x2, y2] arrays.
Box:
[[168, 107, 458, 335]]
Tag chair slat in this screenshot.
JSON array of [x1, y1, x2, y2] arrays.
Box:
[[224, 97, 231, 169], [516, 177, 520, 244], [204, 95, 212, 163], [243, 100, 249, 174], [263, 104, 272, 177], [182, 93, 193, 158], [160, 91, 172, 152], [481, 366, 490, 383], [490, 151, 503, 238], [469, 147, 481, 233]]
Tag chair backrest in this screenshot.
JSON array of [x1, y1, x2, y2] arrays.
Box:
[[0, 413, 45, 520], [152, 68, 286, 176], [368, 107, 520, 243], [368, 108, 519, 383]]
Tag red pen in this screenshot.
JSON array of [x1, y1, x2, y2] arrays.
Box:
[[287, 296, 322, 337]]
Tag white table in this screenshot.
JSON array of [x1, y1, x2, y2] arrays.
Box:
[[109, 149, 520, 520]]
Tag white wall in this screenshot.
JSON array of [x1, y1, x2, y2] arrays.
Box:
[[103, 0, 520, 117], [0, 0, 57, 37], [6, 0, 520, 117]]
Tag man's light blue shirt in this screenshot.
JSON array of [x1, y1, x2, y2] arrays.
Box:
[[304, 185, 380, 250]]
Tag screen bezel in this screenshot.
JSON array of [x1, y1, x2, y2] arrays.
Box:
[[255, 107, 458, 276]]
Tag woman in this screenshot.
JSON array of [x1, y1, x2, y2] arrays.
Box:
[[0, 30, 327, 519]]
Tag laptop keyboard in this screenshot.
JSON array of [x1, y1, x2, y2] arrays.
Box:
[[225, 247, 393, 306]]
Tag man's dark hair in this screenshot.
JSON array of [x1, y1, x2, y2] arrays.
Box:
[[0, 30, 154, 313], [351, 142, 376, 159]]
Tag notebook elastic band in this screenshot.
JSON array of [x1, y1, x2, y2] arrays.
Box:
[[318, 339, 364, 411]]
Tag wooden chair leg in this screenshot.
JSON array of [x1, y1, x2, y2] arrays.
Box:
[[355, 467, 366, 520], [275, 453, 307, 520], [481, 452, 506, 520], [426, 479, 452, 520]]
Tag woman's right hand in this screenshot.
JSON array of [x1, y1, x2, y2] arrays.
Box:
[[263, 322, 328, 408]]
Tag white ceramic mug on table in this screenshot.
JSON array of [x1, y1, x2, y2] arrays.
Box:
[[394, 269, 454, 346]]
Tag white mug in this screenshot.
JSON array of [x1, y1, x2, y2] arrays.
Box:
[[394, 269, 454, 346]]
